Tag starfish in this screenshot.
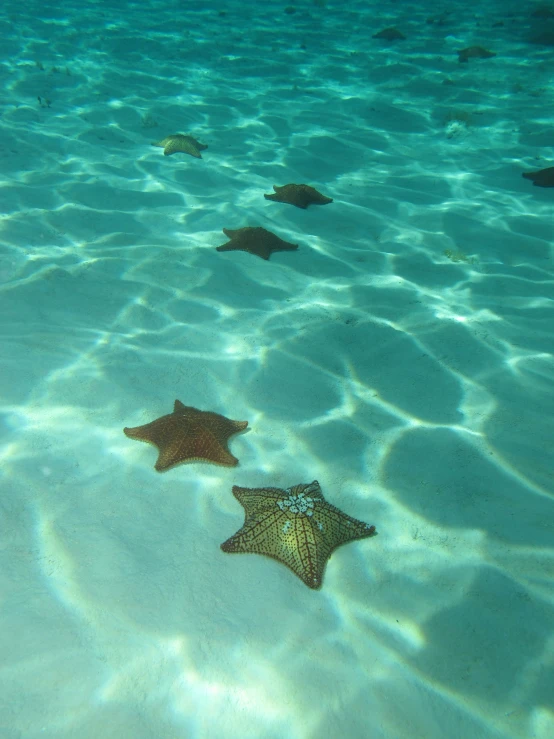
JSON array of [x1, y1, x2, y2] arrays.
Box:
[[123, 400, 248, 471], [264, 184, 333, 209], [530, 30, 554, 44], [457, 46, 496, 63], [531, 5, 554, 18], [372, 27, 406, 40], [221, 480, 377, 589], [152, 134, 207, 158], [522, 166, 554, 187], [216, 227, 298, 261]]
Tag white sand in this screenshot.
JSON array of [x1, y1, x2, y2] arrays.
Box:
[[1, 0, 553, 737]]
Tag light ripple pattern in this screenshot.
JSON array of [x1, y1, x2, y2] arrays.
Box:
[[0, 0, 553, 737]]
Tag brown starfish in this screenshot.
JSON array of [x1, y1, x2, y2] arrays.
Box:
[[216, 227, 298, 261], [152, 134, 207, 158], [522, 166, 554, 187], [264, 184, 333, 209], [123, 400, 248, 471], [221, 480, 377, 589], [457, 46, 496, 63]]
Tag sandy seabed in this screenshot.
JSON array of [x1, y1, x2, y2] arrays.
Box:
[[0, 0, 553, 737]]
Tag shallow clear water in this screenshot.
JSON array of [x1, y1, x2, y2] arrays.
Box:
[[0, 0, 553, 737]]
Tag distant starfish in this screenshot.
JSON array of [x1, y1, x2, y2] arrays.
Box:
[[522, 166, 554, 187], [457, 46, 496, 63], [372, 27, 406, 41], [221, 480, 377, 589], [152, 134, 207, 158], [216, 226, 298, 260], [123, 400, 248, 471], [264, 183, 333, 209]]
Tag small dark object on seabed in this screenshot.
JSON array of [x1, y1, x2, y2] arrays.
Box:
[[529, 30, 554, 45], [264, 184, 333, 209], [522, 166, 554, 187], [372, 27, 406, 41], [426, 13, 449, 25], [457, 46, 496, 63], [531, 4, 554, 19]]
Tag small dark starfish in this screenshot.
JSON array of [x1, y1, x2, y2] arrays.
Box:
[[531, 5, 554, 18], [123, 400, 248, 471], [530, 30, 554, 44], [457, 46, 496, 63], [216, 227, 298, 261], [522, 166, 554, 187], [372, 27, 406, 40], [221, 480, 377, 589], [264, 184, 333, 209], [152, 134, 207, 158]]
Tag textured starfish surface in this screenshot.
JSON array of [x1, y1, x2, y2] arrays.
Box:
[[216, 226, 298, 260], [152, 134, 207, 158], [221, 480, 377, 589], [522, 166, 554, 187], [457, 46, 496, 63], [264, 183, 333, 209], [123, 400, 248, 471]]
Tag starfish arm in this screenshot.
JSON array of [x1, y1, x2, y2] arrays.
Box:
[[263, 185, 283, 202], [293, 516, 329, 588], [221, 509, 286, 553], [288, 480, 324, 502], [216, 240, 271, 260], [123, 415, 175, 446], [272, 238, 298, 252], [164, 141, 201, 157], [522, 167, 554, 187], [316, 503, 377, 550], [215, 241, 237, 252], [222, 511, 327, 588], [202, 413, 248, 436], [155, 439, 187, 471], [174, 403, 248, 439], [221, 508, 324, 588], [231, 485, 286, 515]]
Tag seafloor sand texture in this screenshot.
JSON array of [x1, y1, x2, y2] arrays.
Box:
[[1, 0, 553, 737]]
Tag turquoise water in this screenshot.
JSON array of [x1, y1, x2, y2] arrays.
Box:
[[1, 0, 553, 737]]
